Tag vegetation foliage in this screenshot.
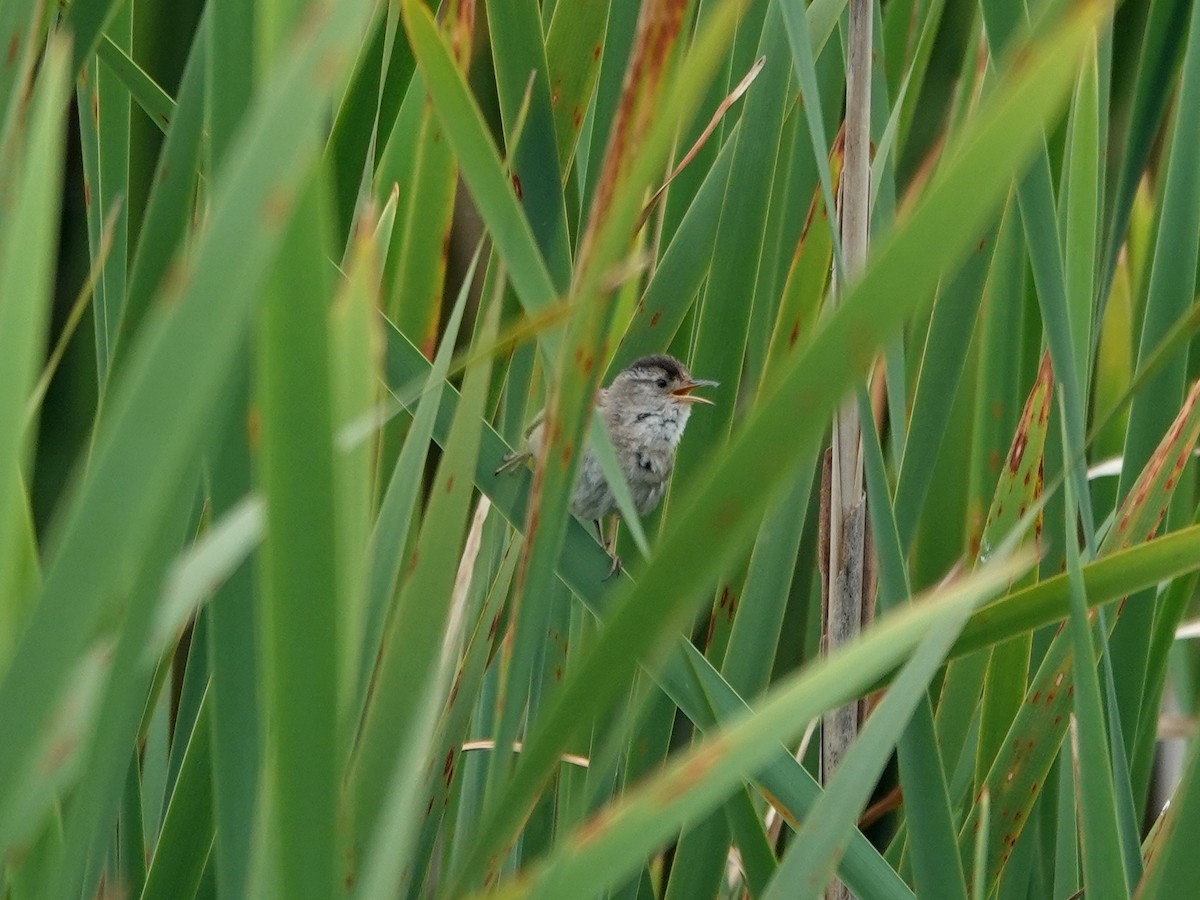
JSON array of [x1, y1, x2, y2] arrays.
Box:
[[3, 0, 1200, 897]]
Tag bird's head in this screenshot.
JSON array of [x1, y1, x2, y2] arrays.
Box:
[[607, 355, 719, 419]]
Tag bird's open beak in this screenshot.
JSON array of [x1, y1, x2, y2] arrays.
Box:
[[672, 378, 719, 405]]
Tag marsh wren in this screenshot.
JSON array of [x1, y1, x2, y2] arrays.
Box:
[[497, 354, 718, 574]]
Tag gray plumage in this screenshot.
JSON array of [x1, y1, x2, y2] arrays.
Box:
[[497, 355, 717, 522]]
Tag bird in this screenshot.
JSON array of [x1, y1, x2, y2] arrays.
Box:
[[496, 354, 718, 575]]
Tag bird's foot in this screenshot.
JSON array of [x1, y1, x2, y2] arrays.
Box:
[[494, 451, 530, 476], [603, 550, 622, 581]]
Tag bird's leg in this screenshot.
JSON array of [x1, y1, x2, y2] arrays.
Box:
[[601, 515, 622, 580], [494, 450, 532, 476]]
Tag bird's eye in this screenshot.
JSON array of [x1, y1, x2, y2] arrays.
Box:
[[656, 377, 668, 389]]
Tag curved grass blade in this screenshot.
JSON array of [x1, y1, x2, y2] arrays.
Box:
[[952, 523, 1200, 660], [0, 0, 45, 137], [139, 690, 213, 900], [48, 473, 200, 899], [892, 226, 1000, 550], [860, 390, 966, 900], [544, 0, 611, 171], [375, 63, 459, 355], [256, 177, 343, 900], [1136, 736, 1200, 898], [96, 36, 175, 132], [77, 2, 131, 386], [329, 211, 386, 718], [0, 35, 69, 671], [118, 13, 207, 365], [778, 0, 845, 275], [62, 0, 126, 71], [489, 0, 572, 287], [759, 141, 840, 382], [1062, 402, 1131, 900], [974, 353, 1052, 782]]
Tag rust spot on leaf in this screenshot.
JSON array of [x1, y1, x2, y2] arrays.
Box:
[[657, 735, 728, 804], [261, 188, 293, 228], [445, 475, 455, 493], [759, 789, 799, 828], [789, 320, 801, 348], [511, 173, 523, 200], [40, 734, 77, 775], [649, 310, 662, 327], [580, 0, 687, 262], [1006, 430, 1028, 473], [313, 44, 348, 88], [576, 808, 616, 849], [246, 407, 261, 449]]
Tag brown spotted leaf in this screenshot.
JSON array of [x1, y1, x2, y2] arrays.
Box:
[[972, 352, 1053, 782], [962, 378, 1200, 891], [934, 353, 1052, 791], [976, 351, 1054, 563]]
